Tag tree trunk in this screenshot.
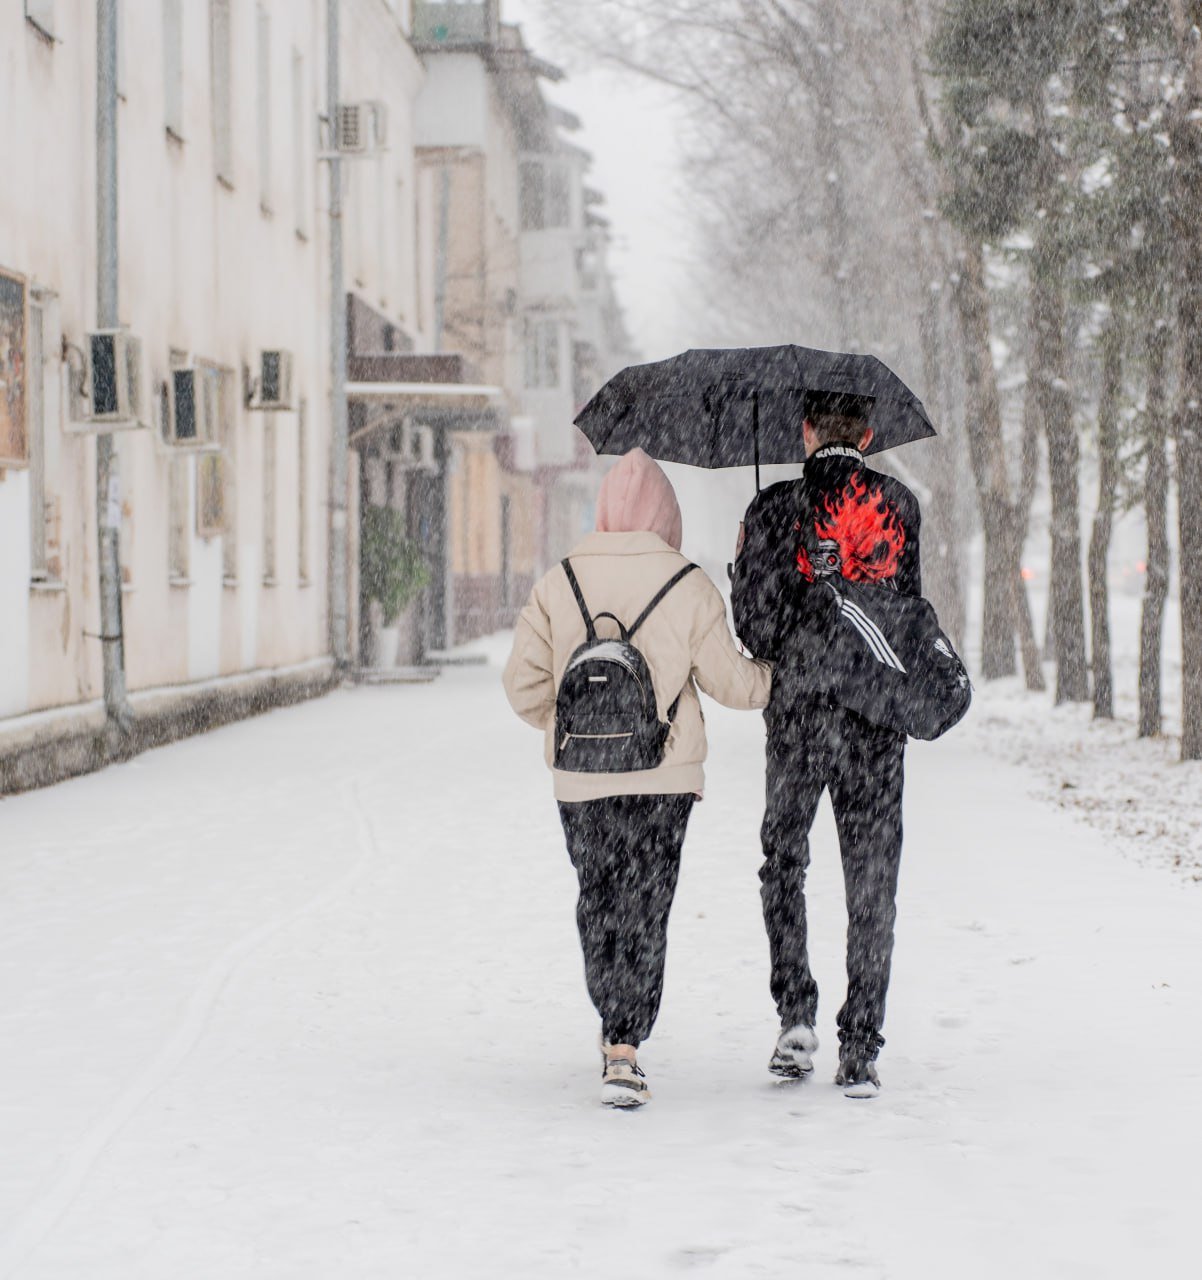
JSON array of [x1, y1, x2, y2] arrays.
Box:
[[1139, 325, 1171, 738], [916, 266, 969, 651], [954, 239, 1018, 678], [1175, 307, 1202, 760], [1088, 322, 1122, 720], [1013, 351, 1046, 691], [1170, 4, 1202, 757], [1029, 264, 1090, 704], [1043, 567, 1057, 663], [938, 289, 972, 654]]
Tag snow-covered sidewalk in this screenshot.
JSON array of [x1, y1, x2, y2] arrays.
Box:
[[1, 641, 1197, 1279]]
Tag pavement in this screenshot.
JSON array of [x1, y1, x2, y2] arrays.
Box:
[[1, 638, 1197, 1279]]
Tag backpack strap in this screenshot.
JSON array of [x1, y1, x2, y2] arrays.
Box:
[[666, 688, 687, 723], [629, 564, 699, 638], [561, 559, 597, 641], [592, 611, 631, 643]]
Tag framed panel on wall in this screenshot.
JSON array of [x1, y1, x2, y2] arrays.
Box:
[[0, 266, 30, 468]]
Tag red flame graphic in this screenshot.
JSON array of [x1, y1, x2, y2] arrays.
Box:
[[796, 474, 906, 584]]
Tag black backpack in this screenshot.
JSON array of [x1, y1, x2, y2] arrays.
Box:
[[555, 558, 699, 773], [820, 579, 972, 740]]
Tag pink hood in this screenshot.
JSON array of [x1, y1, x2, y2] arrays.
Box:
[[595, 448, 683, 551]]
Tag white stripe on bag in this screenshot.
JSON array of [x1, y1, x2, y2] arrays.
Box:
[[840, 609, 900, 670], [842, 599, 907, 672], [839, 599, 908, 673]]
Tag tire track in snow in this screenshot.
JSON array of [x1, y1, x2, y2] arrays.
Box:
[[0, 781, 385, 1280]]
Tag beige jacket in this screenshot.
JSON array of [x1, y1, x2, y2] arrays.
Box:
[[503, 531, 772, 802]]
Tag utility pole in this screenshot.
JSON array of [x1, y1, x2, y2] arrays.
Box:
[[327, 0, 350, 668], [96, 0, 132, 732]]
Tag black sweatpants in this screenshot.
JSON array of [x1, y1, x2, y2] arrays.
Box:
[[558, 794, 693, 1047], [760, 706, 905, 1061]]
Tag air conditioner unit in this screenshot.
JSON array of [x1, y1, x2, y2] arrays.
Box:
[[165, 366, 218, 449], [401, 423, 437, 471], [251, 349, 294, 410], [73, 329, 144, 430], [335, 101, 387, 155]]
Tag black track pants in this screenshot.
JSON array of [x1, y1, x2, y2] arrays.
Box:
[[759, 708, 905, 1060], [558, 794, 693, 1047]]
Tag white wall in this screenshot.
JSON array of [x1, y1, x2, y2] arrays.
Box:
[[0, 0, 429, 720], [343, 0, 426, 336]]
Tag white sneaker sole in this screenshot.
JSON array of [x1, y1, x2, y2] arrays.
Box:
[[841, 1079, 880, 1100], [769, 1053, 814, 1079], [601, 1082, 649, 1108], [771, 1025, 819, 1079]]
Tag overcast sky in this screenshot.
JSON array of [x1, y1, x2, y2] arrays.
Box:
[[504, 0, 696, 362]]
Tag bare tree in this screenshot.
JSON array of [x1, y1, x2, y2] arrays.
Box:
[[1087, 320, 1122, 720], [1168, 0, 1202, 759], [1138, 323, 1172, 738], [537, 0, 974, 643]]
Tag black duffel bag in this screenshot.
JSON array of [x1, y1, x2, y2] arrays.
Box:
[[812, 579, 972, 740]]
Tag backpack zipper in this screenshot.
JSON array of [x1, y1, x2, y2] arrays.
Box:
[[566, 649, 650, 704], [560, 730, 635, 751]]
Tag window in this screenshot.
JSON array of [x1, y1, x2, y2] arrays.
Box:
[[519, 162, 544, 230], [262, 415, 277, 582], [28, 298, 49, 579], [196, 365, 235, 558], [25, 0, 54, 41], [197, 450, 224, 540], [547, 165, 570, 228], [168, 456, 191, 581], [211, 0, 233, 185], [297, 397, 309, 583], [292, 48, 307, 235], [256, 5, 272, 211], [164, 0, 183, 137], [218, 369, 236, 576], [520, 159, 570, 231], [524, 320, 560, 389], [118, 439, 135, 586]]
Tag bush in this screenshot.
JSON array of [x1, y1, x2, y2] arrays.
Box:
[[361, 505, 431, 625]]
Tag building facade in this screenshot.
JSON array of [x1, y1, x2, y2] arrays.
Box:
[[412, 0, 636, 643], [0, 0, 631, 757]]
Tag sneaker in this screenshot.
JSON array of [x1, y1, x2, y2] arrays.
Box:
[[769, 1023, 819, 1079], [835, 1056, 880, 1099], [600, 1043, 650, 1108]]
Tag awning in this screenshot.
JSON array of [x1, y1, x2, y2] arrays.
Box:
[[346, 381, 505, 401], [346, 381, 508, 447]]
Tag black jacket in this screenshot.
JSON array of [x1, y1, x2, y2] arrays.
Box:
[[732, 445, 923, 729]]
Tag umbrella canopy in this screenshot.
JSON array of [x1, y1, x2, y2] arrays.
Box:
[[574, 345, 936, 469]]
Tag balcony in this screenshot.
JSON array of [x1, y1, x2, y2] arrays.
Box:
[[412, 1, 499, 50]]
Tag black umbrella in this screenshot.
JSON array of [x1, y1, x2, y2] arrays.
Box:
[[574, 345, 937, 489]]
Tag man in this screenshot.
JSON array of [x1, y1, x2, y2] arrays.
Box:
[[731, 390, 922, 1098]]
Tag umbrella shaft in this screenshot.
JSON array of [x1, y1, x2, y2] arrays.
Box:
[[753, 390, 761, 493]]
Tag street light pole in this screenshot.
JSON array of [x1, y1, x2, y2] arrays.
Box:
[[96, 0, 131, 731], [327, 0, 350, 668]]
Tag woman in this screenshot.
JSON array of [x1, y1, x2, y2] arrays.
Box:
[[503, 449, 771, 1107]]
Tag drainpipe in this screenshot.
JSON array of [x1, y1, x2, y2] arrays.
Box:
[[96, 0, 132, 732], [327, 0, 350, 667]]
